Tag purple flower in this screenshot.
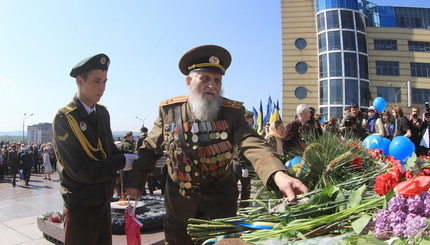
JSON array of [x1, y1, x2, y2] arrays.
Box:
[[403, 214, 427, 238], [407, 194, 425, 215], [373, 210, 392, 239], [388, 194, 407, 213]]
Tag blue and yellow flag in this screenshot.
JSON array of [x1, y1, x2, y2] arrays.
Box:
[[256, 100, 264, 134], [269, 100, 281, 124], [263, 96, 273, 126]]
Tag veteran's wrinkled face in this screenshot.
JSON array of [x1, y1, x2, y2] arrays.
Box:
[[186, 70, 222, 103], [77, 69, 107, 108]]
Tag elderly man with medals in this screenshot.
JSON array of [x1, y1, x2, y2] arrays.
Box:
[[126, 45, 308, 245]]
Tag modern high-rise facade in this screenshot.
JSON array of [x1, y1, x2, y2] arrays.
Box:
[[282, 0, 430, 120]]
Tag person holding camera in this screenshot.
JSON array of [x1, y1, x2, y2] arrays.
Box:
[[409, 106, 423, 153], [339, 103, 365, 139], [418, 103, 430, 156]]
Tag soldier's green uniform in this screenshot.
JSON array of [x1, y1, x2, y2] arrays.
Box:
[[127, 44, 287, 245], [53, 54, 126, 245]]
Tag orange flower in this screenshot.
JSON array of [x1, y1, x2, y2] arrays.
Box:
[[394, 176, 430, 197]]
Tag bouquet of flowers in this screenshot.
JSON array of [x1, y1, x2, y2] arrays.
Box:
[[38, 211, 63, 223]]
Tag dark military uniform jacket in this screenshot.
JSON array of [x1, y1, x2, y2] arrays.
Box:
[[53, 95, 125, 208], [127, 95, 286, 197]]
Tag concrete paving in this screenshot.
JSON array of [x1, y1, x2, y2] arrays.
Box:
[[0, 171, 164, 245]]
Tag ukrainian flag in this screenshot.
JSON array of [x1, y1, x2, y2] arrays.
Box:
[[256, 100, 264, 134], [269, 100, 281, 124], [263, 96, 273, 126]]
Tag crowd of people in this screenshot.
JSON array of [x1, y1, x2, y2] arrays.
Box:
[[0, 140, 57, 186], [260, 102, 429, 159]]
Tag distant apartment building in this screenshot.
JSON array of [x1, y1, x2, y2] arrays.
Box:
[[282, 0, 430, 120], [27, 123, 52, 144]]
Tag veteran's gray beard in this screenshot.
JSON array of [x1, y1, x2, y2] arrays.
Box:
[[188, 87, 223, 121]]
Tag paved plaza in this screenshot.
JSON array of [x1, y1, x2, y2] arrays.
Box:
[[0, 171, 164, 245]]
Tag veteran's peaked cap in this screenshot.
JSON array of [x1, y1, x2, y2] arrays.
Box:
[[179, 45, 231, 75]]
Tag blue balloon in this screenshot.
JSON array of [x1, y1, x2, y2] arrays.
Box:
[[380, 137, 391, 155], [373, 97, 386, 113], [389, 136, 415, 164], [362, 135, 383, 149]]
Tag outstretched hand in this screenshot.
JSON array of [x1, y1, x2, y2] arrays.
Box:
[[273, 171, 308, 202]]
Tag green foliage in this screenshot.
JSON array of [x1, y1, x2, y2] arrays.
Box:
[[292, 131, 376, 190]]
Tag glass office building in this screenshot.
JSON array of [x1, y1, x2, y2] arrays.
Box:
[[281, 0, 430, 121]]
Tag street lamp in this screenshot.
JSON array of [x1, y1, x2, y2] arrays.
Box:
[[135, 116, 146, 126], [22, 113, 34, 142], [389, 82, 407, 105]]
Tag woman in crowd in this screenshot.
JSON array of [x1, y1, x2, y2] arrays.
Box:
[[42, 147, 52, 180], [324, 116, 338, 134], [374, 109, 394, 140], [265, 120, 286, 157], [392, 105, 412, 138]]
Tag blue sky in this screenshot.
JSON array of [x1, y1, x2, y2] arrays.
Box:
[[1, 0, 429, 132]]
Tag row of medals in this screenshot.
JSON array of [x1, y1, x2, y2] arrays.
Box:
[[164, 120, 233, 190]]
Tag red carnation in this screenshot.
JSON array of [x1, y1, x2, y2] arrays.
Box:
[[374, 173, 400, 195], [350, 156, 362, 170]]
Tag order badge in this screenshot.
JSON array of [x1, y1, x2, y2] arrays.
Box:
[[79, 121, 87, 131]]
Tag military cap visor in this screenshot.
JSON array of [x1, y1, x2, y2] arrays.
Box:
[[70, 53, 110, 78], [179, 45, 231, 75]]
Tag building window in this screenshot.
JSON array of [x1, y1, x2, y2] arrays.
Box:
[[317, 13, 325, 32], [374, 40, 398, 50], [294, 86, 308, 99], [412, 88, 430, 104], [359, 55, 369, 79], [329, 52, 342, 77], [357, 33, 367, 53], [320, 80, 328, 105], [330, 79, 343, 104], [411, 62, 430, 77], [326, 10, 339, 30], [376, 61, 400, 76], [341, 10, 354, 29], [295, 38, 307, 50], [408, 41, 430, 52], [344, 53, 357, 77], [355, 12, 365, 32], [377, 87, 401, 103], [320, 107, 329, 122], [330, 107, 343, 120], [295, 62, 308, 74], [327, 31, 341, 50], [319, 54, 328, 78], [342, 31, 356, 51], [318, 33, 327, 52], [345, 79, 358, 105], [360, 80, 370, 106]]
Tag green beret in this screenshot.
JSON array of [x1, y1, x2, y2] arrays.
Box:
[[70, 53, 110, 78], [179, 45, 231, 75]]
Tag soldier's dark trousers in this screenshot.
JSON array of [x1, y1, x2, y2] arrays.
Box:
[[22, 167, 31, 185], [64, 204, 112, 245], [164, 176, 238, 245]]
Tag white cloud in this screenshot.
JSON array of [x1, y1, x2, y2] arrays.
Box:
[[0, 74, 11, 85]]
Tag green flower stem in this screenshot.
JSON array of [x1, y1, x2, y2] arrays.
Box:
[[241, 197, 384, 242]]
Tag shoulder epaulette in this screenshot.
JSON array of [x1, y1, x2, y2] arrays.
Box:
[[159, 95, 188, 107], [221, 98, 243, 109], [59, 104, 77, 115], [96, 102, 106, 108]]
